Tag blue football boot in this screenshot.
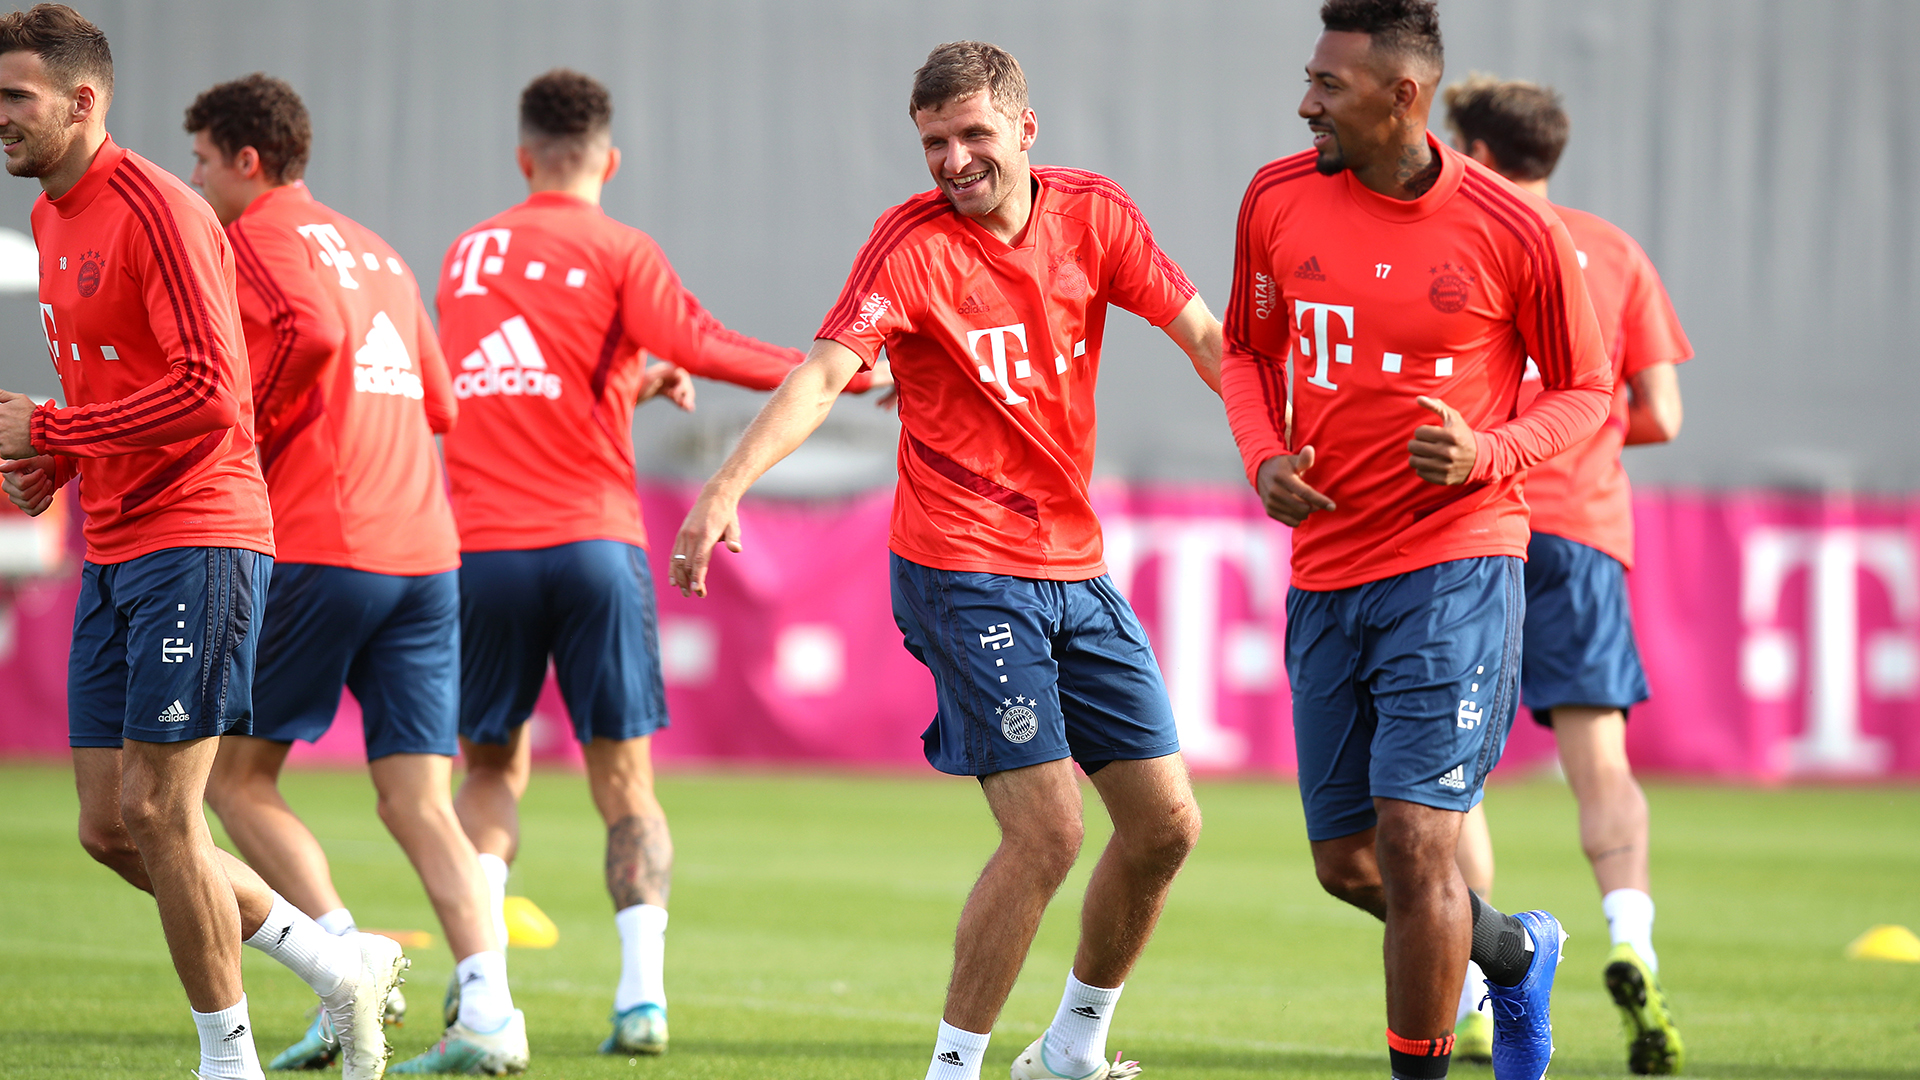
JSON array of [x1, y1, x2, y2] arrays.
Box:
[[1487, 909, 1565, 1080]]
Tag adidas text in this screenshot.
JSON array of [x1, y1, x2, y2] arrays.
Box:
[[1438, 765, 1467, 790], [455, 314, 562, 400], [158, 700, 190, 724], [937, 1050, 964, 1066]]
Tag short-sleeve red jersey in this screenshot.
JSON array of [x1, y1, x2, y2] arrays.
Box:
[[436, 192, 805, 553], [818, 167, 1197, 580], [1515, 205, 1691, 568], [227, 182, 459, 575], [1220, 137, 1612, 591], [28, 137, 272, 565]]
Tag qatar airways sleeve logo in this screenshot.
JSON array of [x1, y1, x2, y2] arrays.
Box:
[[1253, 272, 1278, 320], [849, 292, 892, 334], [450, 229, 513, 298]]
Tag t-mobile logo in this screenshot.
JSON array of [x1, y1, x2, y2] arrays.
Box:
[[298, 223, 363, 290], [451, 228, 513, 298], [968, 322, 1031, 404]]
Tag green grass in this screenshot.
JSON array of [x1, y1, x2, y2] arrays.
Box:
[[2, 763, 1917, 1078]]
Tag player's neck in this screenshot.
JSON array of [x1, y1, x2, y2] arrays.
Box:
[[1512, 176, 1549, 198], [40, 124, 107, 201], [1354, 127, 1439, 202], [527, 171, 604, 206], [973, 171, 1036, 246]]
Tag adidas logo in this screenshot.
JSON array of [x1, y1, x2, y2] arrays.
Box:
[[353, 310, 425, 400], [454, 314, 562, 401], [463, 970, 485, 984], [1438, 764, 1467, 790], [1293, 256, 1326, 281], [956, 291, 991, 315], [1070, 1005, 1102, 1019], [158, 700, 190, 724], [937, 1051, 965, 1066], [222, 1023, 248, 1042]]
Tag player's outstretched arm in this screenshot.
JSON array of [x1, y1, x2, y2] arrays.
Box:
[[1160, 296, 1224, 396], [1624, 362, 1683, 445], [669, 339, 866, 597]]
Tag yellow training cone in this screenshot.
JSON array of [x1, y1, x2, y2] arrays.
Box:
[[503, 895, 559, 948], [1846, 925, 1920, 962]]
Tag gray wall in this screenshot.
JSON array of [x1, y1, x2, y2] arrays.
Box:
[[0, 0, 1912, 492]]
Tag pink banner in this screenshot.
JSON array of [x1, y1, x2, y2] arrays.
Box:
[[2, 485, 1917, 781]]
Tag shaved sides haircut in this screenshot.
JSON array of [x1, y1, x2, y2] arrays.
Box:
[[0, 2, 111, 99], [1320, 0, 1443, 80], [909, 40, 1028, 121], [519, 68, 612, 173], [1444, 74, 1569, 183]]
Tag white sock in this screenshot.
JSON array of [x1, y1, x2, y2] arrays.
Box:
[[244, 894, 357, 997], [1456, 960, 1489, 1024], [455, 950, 515, 1034], [314, 908, 356, 936], [1602, 888, 1658, 971], [925, 1020, 990, 1080], [478, 853, 510, 951], [1042, 970, 1122, 1077], [192, 995, 265, 1080], [613, 903, 669, 1011]]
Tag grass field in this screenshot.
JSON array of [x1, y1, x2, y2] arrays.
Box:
[[2, 762, 1916, 1079]]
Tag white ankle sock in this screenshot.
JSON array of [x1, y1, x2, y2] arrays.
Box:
[[1042, 970, 1122, 1077], [1456, 960, 1489, 1023], [244, 894, 357, 997], [314, 908, 356, 936], [613, 903, 668, 1011], [477, 853, 510, 951], [1602, 888, 1658, 971], [925, 1020, 990, 1080], [455, 949, 514, 1033], [192, 995, 264, 1080]]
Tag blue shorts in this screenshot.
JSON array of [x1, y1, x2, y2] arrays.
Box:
[[1286, 556, 1524, 841], [253, 564, 460, 759], [459, 540, 668, 745], [69, 547, 272, 748], [1522, 533, 1650, 725], [890, 553, 1182, 778]]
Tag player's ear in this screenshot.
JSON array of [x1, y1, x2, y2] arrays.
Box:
[[602, 146, 621, 185], [1018, 108, 1037, 153], [514, 144, 536, 182], [70, 81, 98, 124], [235, 146, 261, 180]]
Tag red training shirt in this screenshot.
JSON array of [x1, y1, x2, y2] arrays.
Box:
[[28, 137, 272, 564], [1220, 137, 1612, 591], [227, 182, 459, 575], [1516, 205, 1691, 569], [819, 167, 1197, 580], [437, 192, 809, 553]]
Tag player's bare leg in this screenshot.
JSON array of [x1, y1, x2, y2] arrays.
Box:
[[1451, 803, 1496, 1061], [1552, 708, 1650, 896], [370, 753, 498, 960], [206, 736, 349, 918], [947, 759, 1086, 1033], [1374, 800, 1471, 1041], [454, 727, 532, 864], [1006, 753, 1199, 1080], [584, 736, 674, 1054], [118, 736, 246, 1012]]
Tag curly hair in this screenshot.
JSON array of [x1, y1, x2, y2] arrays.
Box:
[[183, 73, 311, 182]]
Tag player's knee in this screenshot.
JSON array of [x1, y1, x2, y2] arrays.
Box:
[[77, 816, 141, 873], [1122, 800, 1201, 873], [1004, 817, 1084, 881]]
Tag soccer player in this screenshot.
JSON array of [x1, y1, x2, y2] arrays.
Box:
[[1218, 2, 1616, 1078], [672, 41, 1216, 1080], [432, 68, 855, 1062], [1443, 74, 1690, 1075], [0, 8, 401, 1080], [183, 74, 526, 1074]]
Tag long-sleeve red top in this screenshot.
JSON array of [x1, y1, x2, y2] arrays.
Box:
[[29, 136, 272, 564]]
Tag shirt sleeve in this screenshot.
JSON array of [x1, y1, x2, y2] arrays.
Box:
[[1616, 237, 1693, 380], [30, 209, 249, 458], [816, 207, 921, 370], [1466, 215, 1614, 483], [620, 235, 803, 391], [1091, 181, 1197, 326], [1219, 181, 1292, 486], [413, 294, 456, 434], [226, 217, 346, 437]]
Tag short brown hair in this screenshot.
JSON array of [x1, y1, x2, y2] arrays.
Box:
[[183, 74, 311, 183], [1443, 74, 1568, 182], [519, 68, 612, 171], [0, 3, 111, 100], [909, 41, 1028, 121]]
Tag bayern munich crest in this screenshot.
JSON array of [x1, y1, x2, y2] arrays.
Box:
[[997, 696, 1039, 744]]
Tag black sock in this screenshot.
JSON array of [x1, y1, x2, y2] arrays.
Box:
[[1387, 1031, 1452, 1079], [1469, 891, 1534, 987]]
